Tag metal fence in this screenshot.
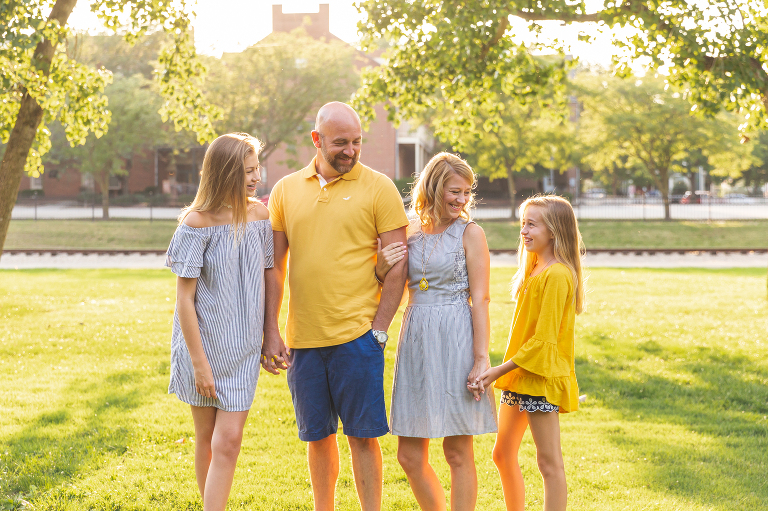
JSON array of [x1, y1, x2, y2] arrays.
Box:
[[11, 195, 768, 221], [473, 196, 768, 221]]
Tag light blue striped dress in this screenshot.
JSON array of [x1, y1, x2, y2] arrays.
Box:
[[390, 219, 498, 438], [165, 219, 274, 411]]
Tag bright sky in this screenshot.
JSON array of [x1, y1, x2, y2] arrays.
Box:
[[68, 0, 619, 65]]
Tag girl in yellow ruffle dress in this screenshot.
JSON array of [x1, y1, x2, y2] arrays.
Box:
[[471, 195, 586, 511]]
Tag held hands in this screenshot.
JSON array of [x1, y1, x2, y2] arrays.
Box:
[[467, 365, 504, 400], [376, 239, 407, 282], [194, 362, 217, 399], [261, 331, 290, 375], [466, 358, 490, 401]]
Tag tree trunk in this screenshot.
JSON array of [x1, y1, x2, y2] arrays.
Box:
[[0, 0, 79, 257], [659, 167, 671, 221], [506, 171, 517, 219], [98, 170, 110, 220]]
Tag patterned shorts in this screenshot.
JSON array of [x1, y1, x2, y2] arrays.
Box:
[[501, 391, 559, 413]]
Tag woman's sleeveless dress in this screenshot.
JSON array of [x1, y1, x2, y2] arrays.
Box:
[[165, 219, 274, 412], [390, 219, 497, 438]]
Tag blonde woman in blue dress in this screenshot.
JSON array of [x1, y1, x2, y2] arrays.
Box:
[[166, 133, 275, 511], [376, 152, 497, 511]]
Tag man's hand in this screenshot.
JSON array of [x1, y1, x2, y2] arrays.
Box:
[[261, 331, 290, 375]]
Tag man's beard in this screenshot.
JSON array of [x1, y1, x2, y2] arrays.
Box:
[[321, 144, 359, 174]]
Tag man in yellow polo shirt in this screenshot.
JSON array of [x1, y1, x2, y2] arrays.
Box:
[[263, 102, 409, 511]]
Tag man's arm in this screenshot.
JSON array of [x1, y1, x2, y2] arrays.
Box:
[[371, 226, 408, 331], [262, 230, 290, 374]]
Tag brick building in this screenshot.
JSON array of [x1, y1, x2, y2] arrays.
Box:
[[17, 4, 579, 202], [18, 3, 433, 200], [261, 4, 434, 188]]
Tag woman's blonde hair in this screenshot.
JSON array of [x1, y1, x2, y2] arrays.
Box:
[[511, 195, 586, 314], [409, 152, 476, 231], [179, 132, 263, 240]]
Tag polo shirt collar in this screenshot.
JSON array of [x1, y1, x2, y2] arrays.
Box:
[[301, 157, 362, 181]]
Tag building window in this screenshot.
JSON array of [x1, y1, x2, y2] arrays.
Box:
[[109, 175, 122, 190], [81, 173, 95, 191]]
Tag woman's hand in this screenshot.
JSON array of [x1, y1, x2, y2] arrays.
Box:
[[466, 358, 490, 401], [467, 365, 503, 400], [193, 362, 217, 399], [375, 239, 407, 282]]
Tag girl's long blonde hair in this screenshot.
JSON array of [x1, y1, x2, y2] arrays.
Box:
[[179, 132, 263, 240], [409, 152, 476, 233], [511, 195, 586, 314]]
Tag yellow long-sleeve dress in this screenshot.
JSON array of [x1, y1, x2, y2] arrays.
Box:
[[493, 263, 579, 413]]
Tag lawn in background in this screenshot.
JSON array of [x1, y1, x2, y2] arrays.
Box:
[[1, 268, 767, 510], [481, 220, 768, 250], [6, 219, 768, 251]]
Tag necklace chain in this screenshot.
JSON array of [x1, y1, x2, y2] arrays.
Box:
[[524, 256, 555, 294], [419, 222, 452, 291]]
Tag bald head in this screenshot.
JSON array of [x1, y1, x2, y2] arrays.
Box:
[[315, 102, 361, 135], [311, 102, 362, 177]]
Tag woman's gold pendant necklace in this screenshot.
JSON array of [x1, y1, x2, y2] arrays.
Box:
[[420, 227, 447, 291]]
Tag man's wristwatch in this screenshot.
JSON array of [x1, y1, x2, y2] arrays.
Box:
[[372, 329, 388, 349]]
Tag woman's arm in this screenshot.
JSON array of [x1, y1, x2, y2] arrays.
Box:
[[176, 276, 217, 399], [464, 223, 492, 400]]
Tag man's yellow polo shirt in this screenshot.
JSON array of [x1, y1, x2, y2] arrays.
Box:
[[268, 158, 409, 349]]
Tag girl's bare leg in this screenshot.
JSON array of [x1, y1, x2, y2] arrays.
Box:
[[190, 406, 217, 498], [397, 436, 447, 511], [492, 404, 529, 511], [202, 409, 250, 511], [442, 435, 477, 511], [527, 411, 566, 511]]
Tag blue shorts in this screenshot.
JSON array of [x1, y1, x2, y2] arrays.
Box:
[[287, 330, 389, 442]]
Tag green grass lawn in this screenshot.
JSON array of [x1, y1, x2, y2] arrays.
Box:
[[481, 220, 768, 250], [1, 268, 767, 510], [6, 219, 768, 250]]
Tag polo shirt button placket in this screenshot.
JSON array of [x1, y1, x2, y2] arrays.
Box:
[[318, 185, 330, 203]]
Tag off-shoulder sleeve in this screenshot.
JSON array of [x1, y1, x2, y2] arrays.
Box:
[[511, 270, 572, 378], [261, 221, 274, 269], [165, 227, 210, 278]]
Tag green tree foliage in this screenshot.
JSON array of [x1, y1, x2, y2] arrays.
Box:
[[0, 0, 218, 255], [577, 74, 730, 219], [459, 94, 576, 209], [204, 29, 359, 167], [57, 75, 164, 219], [72, 30, 170, 80], [354, 0, 768, 140]]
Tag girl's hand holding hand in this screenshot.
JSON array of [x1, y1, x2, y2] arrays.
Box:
[[467, 365, 503, 399], [194, 362, 217, 399], [376, 239, 407, 282], [467, 358, 490, 401]]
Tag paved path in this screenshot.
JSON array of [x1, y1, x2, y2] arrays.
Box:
[[1, 251, 765, 270]]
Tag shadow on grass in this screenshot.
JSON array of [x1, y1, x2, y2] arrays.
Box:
[[575, 339, 768, 509], [1, 370, 150, 499]]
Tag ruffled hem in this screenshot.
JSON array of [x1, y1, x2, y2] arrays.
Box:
[[168, 260, 202, 278], [494, 370, 579, 413], [510, 337, 571, 378]]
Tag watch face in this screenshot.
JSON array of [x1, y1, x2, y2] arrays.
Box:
[[374, 331, 388, 343]]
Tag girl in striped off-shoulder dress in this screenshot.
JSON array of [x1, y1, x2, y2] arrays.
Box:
[[165, 133, 276, 511]]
